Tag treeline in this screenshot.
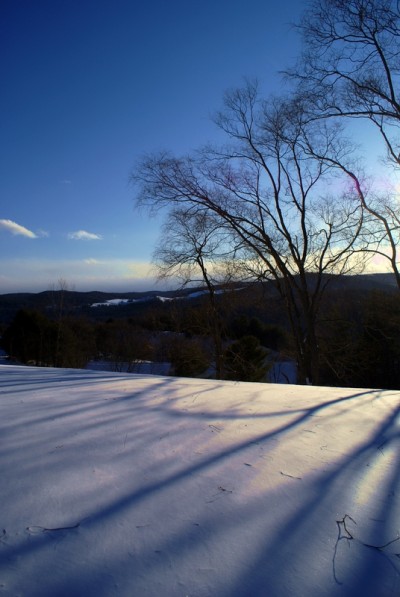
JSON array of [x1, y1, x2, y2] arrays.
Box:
[[319, 290, 400, 390], [0, 294, 280, 383], [1, 310, 95, 369], [1, 285, 400, 389]]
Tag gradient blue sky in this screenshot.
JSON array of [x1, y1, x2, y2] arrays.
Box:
[[1, 0, 310, 292]]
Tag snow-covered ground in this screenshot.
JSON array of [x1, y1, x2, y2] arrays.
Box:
[[86, 356, 297, 384], [0, 364, 399, 596], [91, 298, 135, 307], [86, 359, 171, 376]]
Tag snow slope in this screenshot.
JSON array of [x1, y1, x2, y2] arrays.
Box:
[[0, 365, 399, 596]]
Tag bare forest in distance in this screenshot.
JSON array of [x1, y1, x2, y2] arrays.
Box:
[[1, 272, 399, 390]]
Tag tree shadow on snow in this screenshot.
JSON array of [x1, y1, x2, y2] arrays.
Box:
[[1, 366, 399, 596]]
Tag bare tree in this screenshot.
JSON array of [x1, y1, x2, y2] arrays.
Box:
[[153, 207, 236, 378], [49, 277, 72, 367], [289, 0, 400, 286], [133, 82, 364, 384], [291, 0, 400, 155]]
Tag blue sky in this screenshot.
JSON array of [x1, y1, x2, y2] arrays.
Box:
[[1, 0, 306, 293]]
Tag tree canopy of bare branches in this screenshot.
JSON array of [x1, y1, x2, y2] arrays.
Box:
[[289, 0, 400, 286], [133, 82, 364, 384]]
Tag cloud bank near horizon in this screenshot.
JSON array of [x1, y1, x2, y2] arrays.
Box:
[[0, 257, 163, 293]]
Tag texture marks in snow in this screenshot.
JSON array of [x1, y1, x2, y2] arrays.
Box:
[[0, 365, 399, 596]]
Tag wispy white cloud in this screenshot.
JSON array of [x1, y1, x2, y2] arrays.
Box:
[[0, 219, 38, 238], [61, 179, 72, 184], [68, 230, 102, 241]]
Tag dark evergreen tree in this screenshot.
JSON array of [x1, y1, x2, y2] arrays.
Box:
[[164, 335, 209, 378], [224, 335, 269, 382]]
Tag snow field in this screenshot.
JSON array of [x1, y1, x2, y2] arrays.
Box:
[[0, 365, 399, 596]]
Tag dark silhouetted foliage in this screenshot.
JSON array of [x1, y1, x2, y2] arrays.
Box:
[[1, 310, 95, 369], [224, 335, 269, 382]]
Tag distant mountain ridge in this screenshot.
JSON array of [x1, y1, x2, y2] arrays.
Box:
[[0, 286, 223, 323], [0, 273, 396, 324]]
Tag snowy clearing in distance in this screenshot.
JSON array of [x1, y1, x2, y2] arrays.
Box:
[[89, 288, 231, 307], [0, 364, 399, 596]]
